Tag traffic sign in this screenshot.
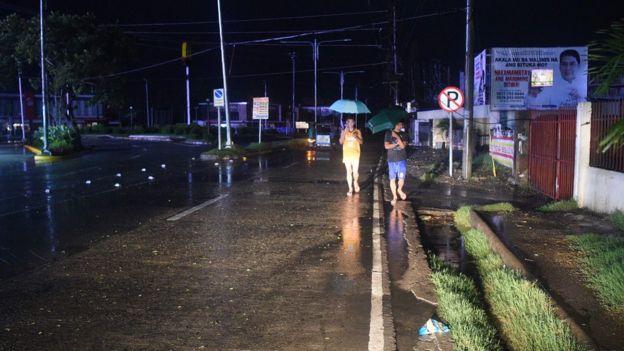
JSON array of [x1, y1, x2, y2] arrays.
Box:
[[438, 86, 465, 112], [252, 97, 269, 120], [213, 89, 224, 107]]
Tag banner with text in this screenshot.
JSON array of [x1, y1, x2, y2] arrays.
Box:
[[490, 47, 587, 110], [490, 128, 514, 168], [474, 49, 487, 106]]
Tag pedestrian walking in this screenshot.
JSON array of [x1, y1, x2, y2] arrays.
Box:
[[340, 116, 363, 196], [384, 120, 408, 205]]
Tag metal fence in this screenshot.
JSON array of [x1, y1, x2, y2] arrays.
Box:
[[590, 100, 624, 173], [529, 109, 577, 200]]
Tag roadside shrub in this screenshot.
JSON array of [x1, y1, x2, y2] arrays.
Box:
[[187, 123, 203, 139], [609, 210, 624, 231], [173, 123, 188, 135], [160, 124, 175, 134], [32, 125, 82, 155], [538, 200, 578, 212], [246, 142, 270, 152]]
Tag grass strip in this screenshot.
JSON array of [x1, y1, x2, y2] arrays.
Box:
[[429, 257, 502, 351], [455, 206, 585, 351], [570, 234, 624, 313], [476, 202, 517, 213], [538, 200, 578, 212], [609, 210, 624, 231]]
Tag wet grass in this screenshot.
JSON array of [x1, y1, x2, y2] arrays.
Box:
[[429, 256, 502, 351], [455, 206, 585, 351], [609, 210, 624, 232], [538, 200, 578, 212], [476, 202, 517, 213], [570, 234, 624, 314]]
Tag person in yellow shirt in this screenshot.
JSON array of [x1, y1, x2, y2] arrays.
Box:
[[340, 117, 363, 196]]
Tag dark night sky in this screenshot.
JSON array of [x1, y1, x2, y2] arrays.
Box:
[[1, 0, 622, 112]]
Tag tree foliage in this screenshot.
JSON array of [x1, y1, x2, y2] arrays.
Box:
[[0, 12, 135, 116], [589, 18, 624, 151]]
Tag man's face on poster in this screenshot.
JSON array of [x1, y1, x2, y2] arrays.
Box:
[[560, 54, 579, 83]]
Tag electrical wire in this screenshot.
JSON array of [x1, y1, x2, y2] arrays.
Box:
[[111, 10, 388, 27], [85, 9, 462, 80]]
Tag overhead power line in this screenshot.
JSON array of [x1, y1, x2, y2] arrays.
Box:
[[86, 9, 462, 80], [111, 9, 388, 27]]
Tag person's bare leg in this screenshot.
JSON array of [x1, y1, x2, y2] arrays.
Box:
[[353, 160, 360, 193], [397, 179, 406, 200], [390, 179, 397, 205], [345, 163, 353, 195]]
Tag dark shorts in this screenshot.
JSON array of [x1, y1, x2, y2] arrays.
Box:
[[388, 160, 407, 180]]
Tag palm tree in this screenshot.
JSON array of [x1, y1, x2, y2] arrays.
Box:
[[589, 18, 624, 152]]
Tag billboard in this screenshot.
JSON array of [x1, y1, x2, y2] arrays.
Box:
[[474, 49, 487, 105], [490, 47, 587, 110]]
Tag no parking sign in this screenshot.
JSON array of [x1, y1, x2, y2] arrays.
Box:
[[438, 86, 465, 112]]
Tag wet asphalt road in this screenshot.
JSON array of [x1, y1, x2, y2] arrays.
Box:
[[0, 136, 293, 279], [0, 138, 389, 350]]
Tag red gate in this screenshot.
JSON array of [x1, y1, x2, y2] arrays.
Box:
[[528, 110, 576, 200]]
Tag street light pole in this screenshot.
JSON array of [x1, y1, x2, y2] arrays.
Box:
[[18, 68, 26, 143], [39, 0, 49, 154], [280, 38, 351, 125], [216, 0, 232, 147], [144, 78, 150, 127], [289, 52, 296, 134]]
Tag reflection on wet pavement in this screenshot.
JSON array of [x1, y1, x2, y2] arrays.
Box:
[[386, 208, 407, 281], [337, 196, 364, 278], [0, 138, 300, 279]]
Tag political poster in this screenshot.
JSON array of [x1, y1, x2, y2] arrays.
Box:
[[490, 128, 514, 168], [474, 49, 487, 106], [490, 47, 588, 110]]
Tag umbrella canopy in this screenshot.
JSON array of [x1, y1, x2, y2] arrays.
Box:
[[366, 106, 408, 134], [328, 99, 371, 114]]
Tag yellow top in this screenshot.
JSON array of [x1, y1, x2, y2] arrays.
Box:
[[342, 129, 361, 162]]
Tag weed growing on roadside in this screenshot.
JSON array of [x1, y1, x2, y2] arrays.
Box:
[[477, 203, 517, 213], [609, 210, 624, 232], [570, 234, 624, 313], [429, 256, 502, 351], [455, 207, 585, 351], [538, 200, 578, 212]]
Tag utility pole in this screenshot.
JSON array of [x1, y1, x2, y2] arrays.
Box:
[[17, 68, 26, 143], [144, 78, 150, 127], [289, 52, 296, 134], [313, 38, 318, 124], [185, 64, 191, 125], [39, 0, 49, 154], [462, 0, 474, 179], [217, 0, 232, 147]]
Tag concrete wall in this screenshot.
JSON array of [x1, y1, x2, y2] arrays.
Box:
[[574, 102, 624, 213]]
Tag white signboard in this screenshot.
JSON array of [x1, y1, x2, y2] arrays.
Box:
[[474, 49, 487, 106], [213, 89, 224, 107], [490, 47, 588, 110], [295, 121, 309, 129], [252, 97, 269, 120]]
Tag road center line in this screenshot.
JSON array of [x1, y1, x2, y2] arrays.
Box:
[[166, 194, 228, 221]]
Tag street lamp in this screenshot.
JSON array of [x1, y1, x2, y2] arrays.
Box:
[[280, 38, 351, 124]]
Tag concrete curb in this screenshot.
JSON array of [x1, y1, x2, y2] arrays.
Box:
[[468, 208, 598, 351]]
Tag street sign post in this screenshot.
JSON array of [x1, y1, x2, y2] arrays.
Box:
[[438, 86, 465, 177], [253, 97, 269, 143], [214, 89, 224, 150]]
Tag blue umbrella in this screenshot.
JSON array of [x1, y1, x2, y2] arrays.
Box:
[[328, 99, 371, 114]]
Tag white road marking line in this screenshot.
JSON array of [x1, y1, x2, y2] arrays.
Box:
[[282, 162, 298, 169], [166, 194, 228, 221], [369, 158, 386, 351]]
